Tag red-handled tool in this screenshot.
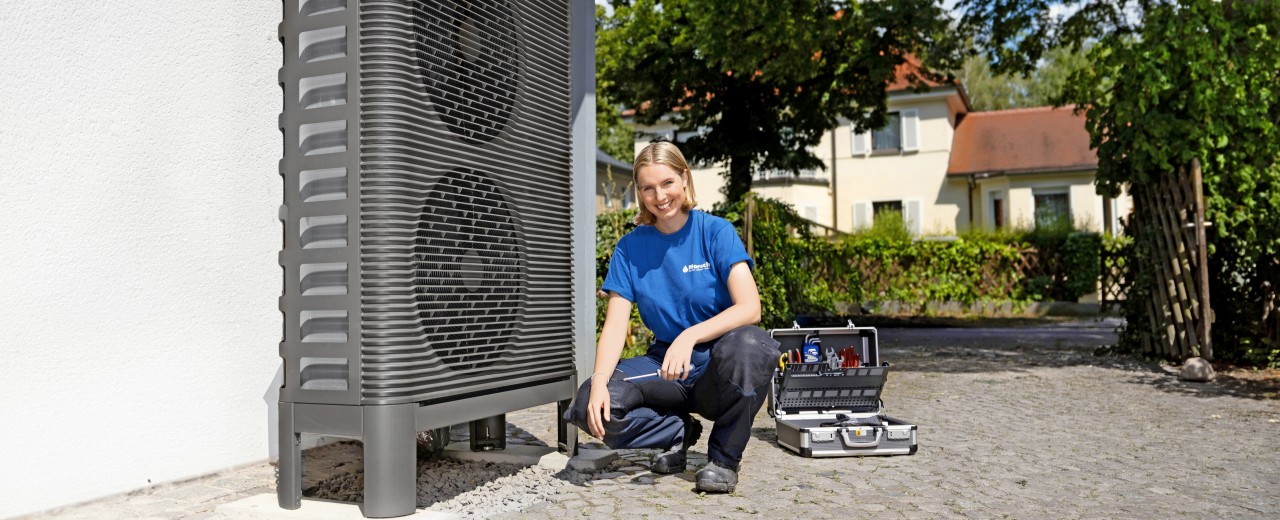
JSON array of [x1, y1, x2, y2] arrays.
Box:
[[842, 347, 860, 368]]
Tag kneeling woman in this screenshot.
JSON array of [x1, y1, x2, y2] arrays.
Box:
[[564, 142, 779, 493]]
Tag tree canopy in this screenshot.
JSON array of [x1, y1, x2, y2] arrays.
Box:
[[597, 0, 964, 201], [962, 0, 1280, 364], [959, 45, 1090, 111], [595, 6, 639, 165]]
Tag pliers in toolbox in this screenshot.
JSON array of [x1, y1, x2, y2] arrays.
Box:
[[777, 350, 800, 370]]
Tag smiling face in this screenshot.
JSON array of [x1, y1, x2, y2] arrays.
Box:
[[635, 162, 688, 232]]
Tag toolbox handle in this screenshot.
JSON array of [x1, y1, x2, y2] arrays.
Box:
[[839, 427, 882, 447]]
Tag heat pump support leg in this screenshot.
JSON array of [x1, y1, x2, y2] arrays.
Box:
[[469, 414, 507, 451], [361, 404, 417, 518], [277, 402, 302, 509], [557, 397, 578, 455]]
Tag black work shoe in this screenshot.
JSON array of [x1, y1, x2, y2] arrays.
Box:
[[650, 416, 703, 474], [695, 460, 739, 493]]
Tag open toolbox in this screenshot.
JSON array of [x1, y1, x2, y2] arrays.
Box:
[[768, 323, 917, 457]]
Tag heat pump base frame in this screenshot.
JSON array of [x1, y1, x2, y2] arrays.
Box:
[[277, 378, 577, 518]]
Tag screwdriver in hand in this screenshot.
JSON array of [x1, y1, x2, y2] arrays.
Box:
[[623, 371, 660, 381]]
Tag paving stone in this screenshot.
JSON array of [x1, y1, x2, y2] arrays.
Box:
[[566, 448, 619, 472]]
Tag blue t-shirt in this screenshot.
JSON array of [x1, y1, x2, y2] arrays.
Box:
[[601, 210, 753, 343]]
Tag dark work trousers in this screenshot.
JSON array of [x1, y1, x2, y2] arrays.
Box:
[[564, 325, 780, 470]]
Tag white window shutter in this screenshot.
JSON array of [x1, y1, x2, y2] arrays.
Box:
[[851, 129, 868, 156], [905, 199, 923, 236], [901, 109, 919, 152], [853, 202, 870, 229]]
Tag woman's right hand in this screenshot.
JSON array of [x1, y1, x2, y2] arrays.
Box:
[[586, 376, 611, 439], [587, 293, 632, 439]]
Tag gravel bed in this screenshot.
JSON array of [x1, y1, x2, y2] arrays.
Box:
[[309, 457, 595, 518], [306, 423, 612, 518]]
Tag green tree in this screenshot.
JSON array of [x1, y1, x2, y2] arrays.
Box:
[[596, 91, 635, 165], [961, 0, 1280, 364], [595, 6, 637, 165], [598, 0, 964, 202], [960, 45, 1090, 111], [960, 52, 1030, 111], [1025, 45, 1090, 106]]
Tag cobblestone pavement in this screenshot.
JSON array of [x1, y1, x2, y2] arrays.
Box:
[[27, 322, 1280, 519], [521, 323, 1280, 519]]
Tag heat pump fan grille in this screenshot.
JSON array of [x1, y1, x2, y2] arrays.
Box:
[[411, 169, 526, 368], [414, 0, 518, 143]]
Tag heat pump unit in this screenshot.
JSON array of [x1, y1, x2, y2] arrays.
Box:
[[275, 0, 594, 517]]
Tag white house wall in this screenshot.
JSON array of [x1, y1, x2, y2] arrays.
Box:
[[832, 95, 964, 234], [754, 182, 833, 226], [692, 167, 729, 210], [996, 171, 1106, 231], [0, 3, 280, 517]]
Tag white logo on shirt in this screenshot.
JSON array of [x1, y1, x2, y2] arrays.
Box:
[[682, 262, 711, 273]]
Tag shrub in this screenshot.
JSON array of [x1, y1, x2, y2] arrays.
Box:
[[593, 200, 1103, 356]]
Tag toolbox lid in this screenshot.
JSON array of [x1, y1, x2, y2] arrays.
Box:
[[770, 325, 887, 415], [773, 364, 888, 414]]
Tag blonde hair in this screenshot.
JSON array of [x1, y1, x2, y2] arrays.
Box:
[[632, 141, 698, 226]]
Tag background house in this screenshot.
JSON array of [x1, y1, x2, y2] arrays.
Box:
[[595, 148, 635, 213], [946, 106, 1131, 235], [631, 73, 1131, 236]]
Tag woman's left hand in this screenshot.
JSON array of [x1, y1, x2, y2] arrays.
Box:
[[660, 334, 696, 381]]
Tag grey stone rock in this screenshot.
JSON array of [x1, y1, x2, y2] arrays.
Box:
[[1179, 357, 1216, 382]]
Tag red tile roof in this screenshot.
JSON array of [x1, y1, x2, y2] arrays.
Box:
[[947, 106, 1097, 176], [886, 55, 951, 91]]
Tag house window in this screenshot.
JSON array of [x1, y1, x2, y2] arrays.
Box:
[[873, 200, 903, 219], [872, 113, 901, 151], [1034, 190, 1070, 227], [854, 199, 917, 233]]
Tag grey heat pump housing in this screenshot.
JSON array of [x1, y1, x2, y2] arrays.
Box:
[[275, 0, 590, 517]]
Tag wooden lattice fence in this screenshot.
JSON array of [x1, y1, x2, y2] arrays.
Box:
[[1128, 160, 1213, 359], [1100, 242, 1128, 312]]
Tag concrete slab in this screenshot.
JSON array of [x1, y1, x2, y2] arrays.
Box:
[[215, 494, 459, 520], [566, 448, 619, 472], [441, 442, 570, 469]]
